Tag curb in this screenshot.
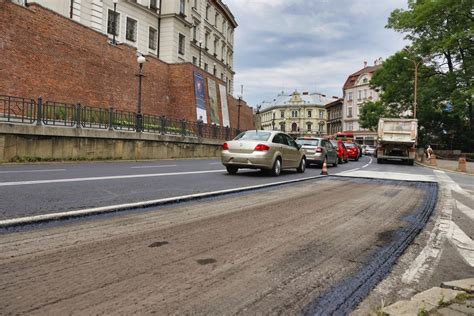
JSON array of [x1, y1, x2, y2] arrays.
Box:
[[415, 161, 474, 176], [0, 174, 326, 229]]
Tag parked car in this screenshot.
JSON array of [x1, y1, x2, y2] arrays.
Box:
[[221, 130, 306, 176], [295, 137, 338, 167], [330, 140, 349, 163], [364, 145, 376, 155], [344, 142, 360, 161], [356, 143, 363, 158]]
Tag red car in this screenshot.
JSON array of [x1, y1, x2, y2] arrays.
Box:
[[344, 142, 360, 161], [330, 140, 349, 163]]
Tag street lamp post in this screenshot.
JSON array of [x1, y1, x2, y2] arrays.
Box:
[[136, 54, 146, 132], [199, 40, 202, 68], [403, 56, 421, 119], [237, 95, 242, 132], [112, 0, 118, 45]]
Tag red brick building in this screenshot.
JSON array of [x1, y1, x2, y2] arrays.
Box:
[[0, 1, 254, 130]]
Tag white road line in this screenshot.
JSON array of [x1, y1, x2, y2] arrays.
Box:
[[0, 174, 325, 227], [208, 162, 221, 165], [449, 221, 474, 267], [361, 157, 372, 168], [0, 169, 66, 174], [456, 200, 474, 221], [131, 165, 177, 169], [0, 170, 225, 187]]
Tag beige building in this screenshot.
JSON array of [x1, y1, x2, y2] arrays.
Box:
[[24, 0, 237, 94], [259, 91, 337, 138], [342, 59, 383, 145]]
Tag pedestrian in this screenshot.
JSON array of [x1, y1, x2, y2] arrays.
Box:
[[427, 145, 433, 160]]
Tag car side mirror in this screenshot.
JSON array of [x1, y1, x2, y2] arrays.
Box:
[[296, 144, 302, 150]]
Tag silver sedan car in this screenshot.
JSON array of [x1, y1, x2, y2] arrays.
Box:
[[295, 137, 338, 167], [221, 130, 306, 176]]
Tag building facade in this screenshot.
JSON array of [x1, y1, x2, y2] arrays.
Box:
[[27, 0, 237, 94], [325, 98, 343, 136], [259, 91, 337, 138], [342, 59, 383, 145]]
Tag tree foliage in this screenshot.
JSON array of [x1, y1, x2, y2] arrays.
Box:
[[359, 101, 387, 131], [370, 0, 473, 151]]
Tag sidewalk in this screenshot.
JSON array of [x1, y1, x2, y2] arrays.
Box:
[[382, 278, 474, 315], [418, 158, 474, 175]]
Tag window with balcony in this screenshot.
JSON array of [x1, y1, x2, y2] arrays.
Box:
[[148, 27, 157, 50], [126, 17, 137, 42], [107, 10, 120, 36], [178, 33, 185, 55]]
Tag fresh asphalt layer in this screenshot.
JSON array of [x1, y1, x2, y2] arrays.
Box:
[[0, 156, 437, 222]]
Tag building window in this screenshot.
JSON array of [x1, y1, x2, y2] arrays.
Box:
[[179, 0, 185, 15], [204, 63, 208, 71], [150, 0, 157, 10], [280, 111, 284, 118], [193, 0, 198, 9], [358, 90, 362, 100], [214, 38, 218, 55], [319, 110, 324, 119], [364, 89, 367, 99], [307, 110, 312, 118], [307, 122, 312, 131], [149, 27, 157, 50], [215, 13, 219, 26], [292, 110, 298, 118], [126, 17, 137, 42], [292, 123, 298, 132], [205, 3, 210, 20], [178, 33, 185, 55], [363, 78, 368, 83], [192, 56, 197, 65], [192, 24, 198, 41], [205, 32, 209, 50], [347, 107, 353, 117], [348, 92, 353, 100], [107, 10, 120, 36]]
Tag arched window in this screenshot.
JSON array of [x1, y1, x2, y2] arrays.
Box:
[[292, 122, 297, 132]]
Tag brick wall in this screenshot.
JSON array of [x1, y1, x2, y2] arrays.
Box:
[[0, 1, 254, 130]]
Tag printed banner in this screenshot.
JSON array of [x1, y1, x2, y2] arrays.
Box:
[[219, 84, 230, 127], [207, 79, 220, 125], [194, 72, 207, 123]]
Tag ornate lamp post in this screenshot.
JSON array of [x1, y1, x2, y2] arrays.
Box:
[[237, 95, 242, 132], [136, 54, 146, 132], [403, 56, 422, 119], [112, 0, 118, 45]]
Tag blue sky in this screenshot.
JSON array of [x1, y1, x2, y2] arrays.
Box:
[[225, 0, 408, 107]]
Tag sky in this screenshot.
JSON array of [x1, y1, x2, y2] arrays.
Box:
[[224, 0, 409, 107]]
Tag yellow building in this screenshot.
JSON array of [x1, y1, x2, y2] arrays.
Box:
[[259, 90, 338, 138]]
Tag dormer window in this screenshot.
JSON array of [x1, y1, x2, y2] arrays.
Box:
[[363, 78, 368, 83]]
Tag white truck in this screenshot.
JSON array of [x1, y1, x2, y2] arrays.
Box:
[[376, 118, 418, 165]]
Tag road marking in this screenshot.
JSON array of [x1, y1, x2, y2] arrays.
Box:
[[0, 169, 66, 174], [456, 200, 474, 221], [361, 157, 372, 168], [449, 221, 474, 267], [0, 170, 225, 187], [208, 162, 221, 165], [0, 174, 325, 227], [336, 170, 436, 182], [131, 165, 177, 169]]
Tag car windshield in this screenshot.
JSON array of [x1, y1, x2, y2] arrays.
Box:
[[234, 131, 271, 141], [330, 140, 337, 146], [345, 143, 355, 148], [296, 139, 319, 146]]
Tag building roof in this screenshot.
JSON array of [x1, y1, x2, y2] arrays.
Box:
[[324, 98, 343, 109], [260, 91, 337, 112], [343, 64, 382, 90]]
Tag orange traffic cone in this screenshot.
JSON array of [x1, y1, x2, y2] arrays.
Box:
[[320, 158, 328, 176]]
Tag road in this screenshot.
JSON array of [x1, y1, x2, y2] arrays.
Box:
[[0, 177, 432, 315], [0, 156, 472, 314], [0, 157, 371, 221]]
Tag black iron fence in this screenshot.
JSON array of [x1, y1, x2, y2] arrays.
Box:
[[0, 95, 241, 140]]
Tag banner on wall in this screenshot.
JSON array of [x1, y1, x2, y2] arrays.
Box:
[[207, 78, 220, 125], [194, 72, 207, 123], [219, 84, 230, 127]]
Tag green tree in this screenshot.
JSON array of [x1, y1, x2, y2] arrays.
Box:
[[375, 0, 473, 151], [359, 101, 387, 131]]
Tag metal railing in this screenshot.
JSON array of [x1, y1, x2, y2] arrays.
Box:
[[0, 95, 240, 141]]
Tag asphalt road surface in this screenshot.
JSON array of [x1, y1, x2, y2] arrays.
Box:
[[0, 178, 431, 315], [0, 156, 373, 220]]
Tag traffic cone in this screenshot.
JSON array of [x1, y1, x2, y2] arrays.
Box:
[[320, 158, 328, 176]]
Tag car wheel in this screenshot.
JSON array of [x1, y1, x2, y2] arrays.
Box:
[[344, 158, 349, 163], [271, 158, 282, 176], [226, 166, 238, 175], [333, 158, 338, 167], [377, 158, 383, 164], [355, 157, 359, 161], [338, 157, 342, 164], [297, 157, 306, 173]]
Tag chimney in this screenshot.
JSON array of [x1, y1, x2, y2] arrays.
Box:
[[363, 61, 367, 67]]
